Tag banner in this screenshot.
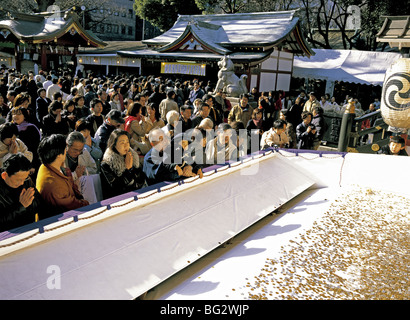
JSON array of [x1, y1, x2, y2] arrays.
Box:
[[161, 62, 206, 76]]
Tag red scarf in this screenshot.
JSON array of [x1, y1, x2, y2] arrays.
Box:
[[124, 115, 141, 133]]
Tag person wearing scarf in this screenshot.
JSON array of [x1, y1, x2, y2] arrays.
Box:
[[100, 129, 145, 199], [246, 108, 269, 151], [11, 106, 42, 171]]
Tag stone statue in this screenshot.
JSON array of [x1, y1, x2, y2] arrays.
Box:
[[213, 56, 248, 97]]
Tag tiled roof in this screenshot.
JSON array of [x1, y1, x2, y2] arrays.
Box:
[[143, 10, 313, 57], [0, 10, 106, 47], [376, 15, 410, 49]]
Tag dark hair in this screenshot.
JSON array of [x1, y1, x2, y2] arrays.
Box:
[[37, 134, 67, 164], [73, 95, 85, 104], [252, 108, 262, 120], [2, 153, 32, 176], [202, 94, 213, 102], [75, 118, 93, 132], [90, 98, 103, 110], [301, 111, 312, 120], [106, 129, 130, 155], [147, 102, 160, 121], [166, 90, 175, 98], [313, 106, 324, 115], [180, 104, 193, 113], [11, 106, 30, 120], [63, 99, 76, 111], [133, 93, 143, 102], [37, 88, 46, 96], [20, 78, 28, 87], [230, 121, 244, 134], [48, 100, 63, 113], [390, 136, 405, 146], [0, 122, 19, 141], [13, 93, 30, 108], [190, 127, 207, 142], [273, 119, 286, 129], [53, 92, 62, 101], [128, 102, 142, 117], [199, 102, 210, 111]]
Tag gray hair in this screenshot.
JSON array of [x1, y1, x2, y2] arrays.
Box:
[[66, 131, 86, 147], [198, 118, 213, 130], [166, 110, 180, 125], [149, 128, 164, 141]]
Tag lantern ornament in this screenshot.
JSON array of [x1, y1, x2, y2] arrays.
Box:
[[380, 58, 410, 129]]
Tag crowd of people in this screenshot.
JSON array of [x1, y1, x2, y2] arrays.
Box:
[[0, 67, 406, 232]]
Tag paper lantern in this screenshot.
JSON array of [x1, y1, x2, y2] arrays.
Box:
[[380, 58, 410, 129]]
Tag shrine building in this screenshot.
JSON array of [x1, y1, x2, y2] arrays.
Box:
[[78, 10, 314, 92], [0, 8, 106, 74]]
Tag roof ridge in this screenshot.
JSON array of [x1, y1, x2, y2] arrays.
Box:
[[178, 10, 296, 21]]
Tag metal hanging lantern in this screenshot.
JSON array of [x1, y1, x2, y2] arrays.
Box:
[[380, 58, 410, 129]]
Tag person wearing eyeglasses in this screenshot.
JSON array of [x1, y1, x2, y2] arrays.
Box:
[[63, 131, 101, 204], [0, 153, 45, 232]]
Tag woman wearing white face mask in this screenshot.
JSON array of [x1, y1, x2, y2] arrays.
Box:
[[100, 129, 145, 199]]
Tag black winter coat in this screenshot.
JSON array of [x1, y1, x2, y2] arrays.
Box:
[[0, 177, 46, 232], [100, 148, 145, 199]]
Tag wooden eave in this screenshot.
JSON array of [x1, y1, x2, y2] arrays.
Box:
[[376, 15, 410, 45]]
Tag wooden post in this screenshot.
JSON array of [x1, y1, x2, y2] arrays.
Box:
[[14, 43, 21, 73], [41, 44, 47, 71]]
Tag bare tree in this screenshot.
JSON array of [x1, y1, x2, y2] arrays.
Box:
[[195, 0, 247, 14], [243, 0, 298, 12], [0, 0, 38, 14]]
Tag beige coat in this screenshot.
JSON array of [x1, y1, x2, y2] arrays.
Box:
[[227, 104, 254, 127], [260, 128, 289, 148], [0, 138, 33, 167], [303, 99, 320, 113], [159, 98, 179, 121]]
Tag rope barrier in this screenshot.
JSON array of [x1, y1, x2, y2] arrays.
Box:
[[0, 148, 347, 250]]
